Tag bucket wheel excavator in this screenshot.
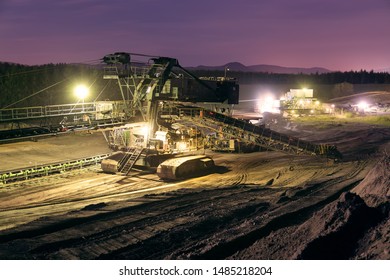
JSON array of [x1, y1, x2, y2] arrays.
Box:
[[100, 52, 341, 180], [100, 52, 239, 179]]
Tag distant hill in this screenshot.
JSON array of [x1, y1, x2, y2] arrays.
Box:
[[188, 62, 331, 74]]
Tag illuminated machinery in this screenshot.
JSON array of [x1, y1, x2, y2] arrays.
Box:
[[100, 52, 239, 175], [99, 53, 341, 178], [280, 88, 321, 115]]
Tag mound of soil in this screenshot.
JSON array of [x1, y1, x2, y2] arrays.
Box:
[[233, 156, 390, 260], [354, 216, 390, 259], [232, 192, 381, 259], [352, 156, 390, 259], [352, 156, 390, 208], [296, 192, 381, 259]]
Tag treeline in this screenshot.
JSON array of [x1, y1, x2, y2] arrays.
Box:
[[192, 69, 390, 84], [1, 62, 389, 108], [0, 62, 117, 109]]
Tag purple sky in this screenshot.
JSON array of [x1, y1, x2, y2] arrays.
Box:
[[1, 0, 389, 71]]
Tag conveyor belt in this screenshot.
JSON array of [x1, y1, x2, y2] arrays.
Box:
[[0, 154, 110, 184], [178, 106, 342, 159]]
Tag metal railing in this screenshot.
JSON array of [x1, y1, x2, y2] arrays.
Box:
[[0, 101, 129, 122]]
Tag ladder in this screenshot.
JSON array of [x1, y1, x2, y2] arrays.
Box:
[[119, 147, 144, 175]]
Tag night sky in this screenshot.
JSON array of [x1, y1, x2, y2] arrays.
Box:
[[1, 0, 389, 71]]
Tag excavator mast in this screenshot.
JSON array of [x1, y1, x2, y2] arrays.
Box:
[[102, 52, 239, 144]]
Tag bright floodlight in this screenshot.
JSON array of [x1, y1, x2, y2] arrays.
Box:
[[75, 85, 89, 99], [358, 101, 368, 110], [141, 125, 149, 135]]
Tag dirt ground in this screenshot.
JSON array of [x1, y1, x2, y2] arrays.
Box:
[[0, 120, 389, 260]]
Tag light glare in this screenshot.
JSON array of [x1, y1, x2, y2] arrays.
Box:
[[358, 101, 368, 110], [75, 85, 89, 99]]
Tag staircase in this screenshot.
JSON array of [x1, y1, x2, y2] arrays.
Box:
[[118, 147, 144, 175]]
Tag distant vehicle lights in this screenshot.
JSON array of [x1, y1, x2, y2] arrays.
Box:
[[357, 101, 368, 111]]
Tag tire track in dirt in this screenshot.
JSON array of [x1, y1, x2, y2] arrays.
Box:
[[0, 184, 279, 259], [163, 161, 371, 259], [56, 188, 275, 259], [99, 199, 272, 260]]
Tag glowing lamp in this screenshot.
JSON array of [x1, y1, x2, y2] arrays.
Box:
[[74, 85, 89, 99]]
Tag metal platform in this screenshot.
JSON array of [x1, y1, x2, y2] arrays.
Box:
[[0, 101, 129, 123]]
